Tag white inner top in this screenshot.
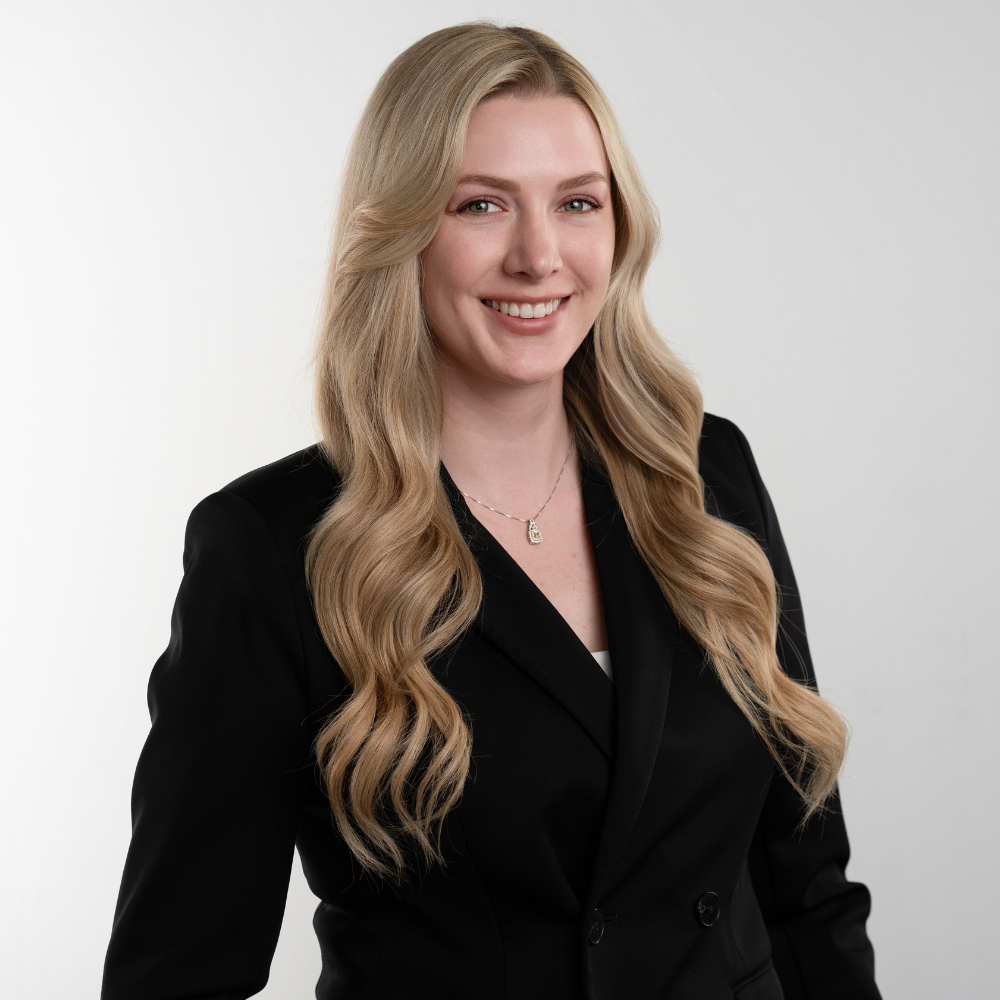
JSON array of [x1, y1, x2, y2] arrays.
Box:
[[591, 649, 612, 681]]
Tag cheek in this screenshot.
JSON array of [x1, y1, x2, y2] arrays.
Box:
[[568, 224, 616, 300], [420, 246, 455, 324], [597, 216, 617, 284], [420, 233, 490, 363], [422, 223, 492, 312]]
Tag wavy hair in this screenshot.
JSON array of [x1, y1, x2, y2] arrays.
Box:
[[306, 22, 847, 876]]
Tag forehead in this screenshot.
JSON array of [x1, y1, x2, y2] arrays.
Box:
[[461, 94, 608, 181]]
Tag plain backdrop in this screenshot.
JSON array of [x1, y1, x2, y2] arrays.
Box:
[[1, 2, 997, 997]]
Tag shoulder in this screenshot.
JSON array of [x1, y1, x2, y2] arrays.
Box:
[[223, 444, 340, 518], [183, 446, 342, 572], [698, 412, 770, 544], [698, 412, 758, 485], [221, 444, 341, 544]]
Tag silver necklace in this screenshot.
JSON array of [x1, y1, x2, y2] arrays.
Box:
[[458, 441, 574, 545]]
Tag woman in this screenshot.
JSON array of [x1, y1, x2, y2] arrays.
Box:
[[103, 23, 879, 1000]]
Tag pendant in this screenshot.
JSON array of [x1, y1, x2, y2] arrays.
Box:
[[527, 519, 543, 544]]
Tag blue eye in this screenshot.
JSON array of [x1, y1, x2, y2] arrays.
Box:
[[561, 198, 595, 213]]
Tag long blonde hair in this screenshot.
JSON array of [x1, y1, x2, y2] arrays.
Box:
[[307, 22, 847, 876]]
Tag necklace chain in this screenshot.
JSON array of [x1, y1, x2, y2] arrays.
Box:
[[458, 441, 574, 544]]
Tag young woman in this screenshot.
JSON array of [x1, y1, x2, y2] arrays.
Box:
[[103, 23, 880, 1000]]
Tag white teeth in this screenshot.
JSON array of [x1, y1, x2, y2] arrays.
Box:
[[488, 297, 564, 317]]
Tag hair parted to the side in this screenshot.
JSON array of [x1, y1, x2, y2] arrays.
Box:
[[307, 21, 848, 877]]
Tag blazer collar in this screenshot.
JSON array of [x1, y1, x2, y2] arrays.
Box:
[[441, 461, 678, 899], [581, 468, 678, 904], [441, 465, 615, 760]]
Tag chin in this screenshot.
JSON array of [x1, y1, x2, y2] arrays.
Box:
[[488, 352, 574, 387], [496, 367, 565, 387], [480, 338, 581, 386]]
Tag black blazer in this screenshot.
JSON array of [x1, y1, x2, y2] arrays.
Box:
[[103, 414, 879, 1000]]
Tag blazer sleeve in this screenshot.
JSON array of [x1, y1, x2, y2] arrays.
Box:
[[721, 419, 881, 1000], [102, 490, 314, 1000]]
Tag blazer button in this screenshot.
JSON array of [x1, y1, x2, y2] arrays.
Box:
[[696, 892, 721, 927], [588, 909, 605, 945]]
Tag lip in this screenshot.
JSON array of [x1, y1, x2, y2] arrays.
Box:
[[480, 295, 569, 334]]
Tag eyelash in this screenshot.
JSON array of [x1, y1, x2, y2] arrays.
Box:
[[560, 197, 600, 213], [457, 196, 601, 215]]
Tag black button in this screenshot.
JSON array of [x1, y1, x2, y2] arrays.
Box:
[[588, 909, 605, 944], [695, 892, 721, 927]]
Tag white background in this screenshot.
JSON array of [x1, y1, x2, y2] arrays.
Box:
[[2, 2, 997, 997]]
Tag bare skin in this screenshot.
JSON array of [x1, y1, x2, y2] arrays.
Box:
[[421, 94, 615, 653]]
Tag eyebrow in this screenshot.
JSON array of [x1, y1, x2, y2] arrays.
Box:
[[455, 171, 609, 193]]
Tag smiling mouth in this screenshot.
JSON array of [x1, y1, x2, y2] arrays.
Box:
[[481, 297, 564, 318]]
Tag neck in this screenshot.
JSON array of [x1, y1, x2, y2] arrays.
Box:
[[438, 363, 573, 513]]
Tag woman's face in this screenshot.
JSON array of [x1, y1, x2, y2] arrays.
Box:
[[421, 94, 616, 389]]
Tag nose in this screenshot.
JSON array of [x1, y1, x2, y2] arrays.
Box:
[[503, 207, 562, 281]]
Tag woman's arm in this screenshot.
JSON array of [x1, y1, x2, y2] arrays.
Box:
[[102, 491, 314, 1000], [702, 415, 880, 1000]]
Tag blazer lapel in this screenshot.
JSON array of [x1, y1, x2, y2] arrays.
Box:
[[582, 469, 678, 904], [440, 466, 615, 761]]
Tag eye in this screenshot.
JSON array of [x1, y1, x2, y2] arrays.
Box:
[[459, 198, 501, 215], [559, 197, 598, 213]]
